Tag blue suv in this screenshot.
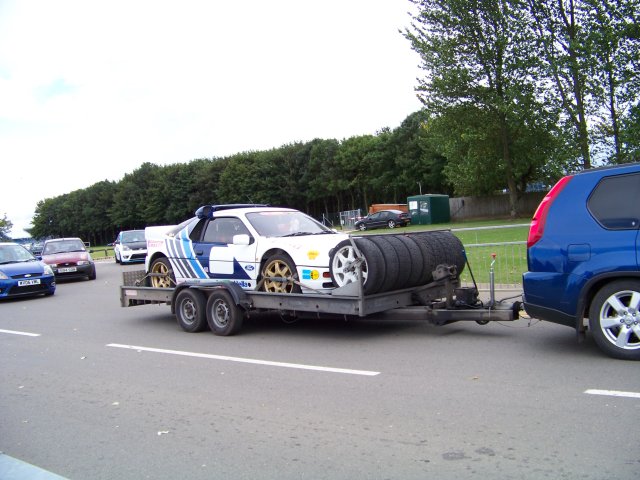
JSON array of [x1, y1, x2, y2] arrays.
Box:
[[523, 162, 640, 360]]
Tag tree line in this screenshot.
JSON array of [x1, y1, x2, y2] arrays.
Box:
[[19, 0, 639, 244]]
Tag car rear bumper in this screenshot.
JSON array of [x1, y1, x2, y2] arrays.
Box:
[[522, 300, 577, 329]]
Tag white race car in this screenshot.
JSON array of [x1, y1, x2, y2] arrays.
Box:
[[145, 205, 351, 293]]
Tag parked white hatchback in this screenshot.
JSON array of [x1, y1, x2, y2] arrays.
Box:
[[114, 230, 147, 264]]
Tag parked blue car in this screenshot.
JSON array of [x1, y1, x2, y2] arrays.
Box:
[[523, 162, 640, 360], [0, 242, 56, 299]]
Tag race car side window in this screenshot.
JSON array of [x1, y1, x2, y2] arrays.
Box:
[[203, 217, 250, 244]]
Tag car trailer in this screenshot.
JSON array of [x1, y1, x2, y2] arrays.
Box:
[[120, 258, 522, 336]]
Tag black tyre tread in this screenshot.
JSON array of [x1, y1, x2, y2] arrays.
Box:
[[417, 232, 464, 277], [431, 231, 465, 275], [404, 235, 432, 285], [384, 235, 413, 290], [395, 235, 424, 288], [354, 237, 386, 294], [411, 233, 440, 283], [369, 236, 400, 293]]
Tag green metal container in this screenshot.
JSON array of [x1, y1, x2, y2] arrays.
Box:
[[407, 194, 450, 225]]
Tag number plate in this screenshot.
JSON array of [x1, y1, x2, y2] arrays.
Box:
[[58, 267, 77, 273], [18, 279, 41, 286]]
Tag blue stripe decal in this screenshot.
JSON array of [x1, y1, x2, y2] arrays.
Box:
[[165, 239, 191, 279], [179, 229, 208, 278]]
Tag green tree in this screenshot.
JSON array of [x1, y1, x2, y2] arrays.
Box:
[[527, 0, 595, 168], [0, 214, 13, 240], [584, 0, 640, 163], [305, 138, 343, 216], [109, 162, 162, 229], [406, 0, 561, 214]]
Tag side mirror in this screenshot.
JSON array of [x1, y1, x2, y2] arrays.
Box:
[[232, 234, 251, 246]]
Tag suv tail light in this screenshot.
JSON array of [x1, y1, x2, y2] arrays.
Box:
[[527, 175, 573, 248]]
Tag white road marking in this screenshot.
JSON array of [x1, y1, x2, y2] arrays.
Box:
[[0, 328, 40, 337], [107, 343, 381, 376], [584, 389, 640, 399]]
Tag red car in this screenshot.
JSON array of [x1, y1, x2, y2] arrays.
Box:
[[40, 238, 96, 281]]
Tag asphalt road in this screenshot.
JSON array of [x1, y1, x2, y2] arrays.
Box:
[[1, 261, 639, 480]]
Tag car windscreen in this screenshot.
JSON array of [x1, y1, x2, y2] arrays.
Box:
[[246, 211, 331, 237], [42, 240, 86, 255], [121, 230, 146, 243], [0, 244, 36, 264]]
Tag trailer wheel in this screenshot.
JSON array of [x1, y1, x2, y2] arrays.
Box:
[[329, 238, 385, 294], [175, 289, 207, 333], [149, 257, 175, 288], [206, 290, 244, 336]]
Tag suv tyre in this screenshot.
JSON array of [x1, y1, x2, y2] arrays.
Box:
[[588, 280, 640, 361]]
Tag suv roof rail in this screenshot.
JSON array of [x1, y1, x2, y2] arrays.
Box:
[[195, 204, 270, 218]]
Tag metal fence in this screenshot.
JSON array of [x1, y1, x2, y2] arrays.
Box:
[[459, 241, 527, 288], [339, 209, 362, 230]]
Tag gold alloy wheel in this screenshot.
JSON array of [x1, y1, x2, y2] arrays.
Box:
[[261, 256, 299, 293], [150, 258, 174, 288]]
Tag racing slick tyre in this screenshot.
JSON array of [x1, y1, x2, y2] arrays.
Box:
[[381, 235, 414, 290], [414, 232, 465, 280], [429, 231, 466, 276], [329, 238, 385, 295], [588, 280, 640, 361], [175, 288, 208, 333], [148, 257, 176, 289], [261, 254, 302, 294], [404, 235, 434, 286], [206, 290, 244, 336], [396, 235, 424, 288], [368, 236, 401, 293]]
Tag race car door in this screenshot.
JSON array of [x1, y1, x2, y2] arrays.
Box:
[[195, 217, 259, 288]]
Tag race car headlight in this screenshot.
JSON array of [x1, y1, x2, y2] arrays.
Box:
[[49, 263, 58, 268], [122, 245, 131, 251], [0, 270, 8, 280], [43, 265, 54, 275], [77, 260, 90, 266]]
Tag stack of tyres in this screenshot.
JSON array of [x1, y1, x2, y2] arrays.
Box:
[[329, 232, 465, 295]]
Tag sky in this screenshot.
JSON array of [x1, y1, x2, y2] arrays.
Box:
[[0, 0, 424, 238]]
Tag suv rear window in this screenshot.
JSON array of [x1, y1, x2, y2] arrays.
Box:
[[587, 172, 640, 230]]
